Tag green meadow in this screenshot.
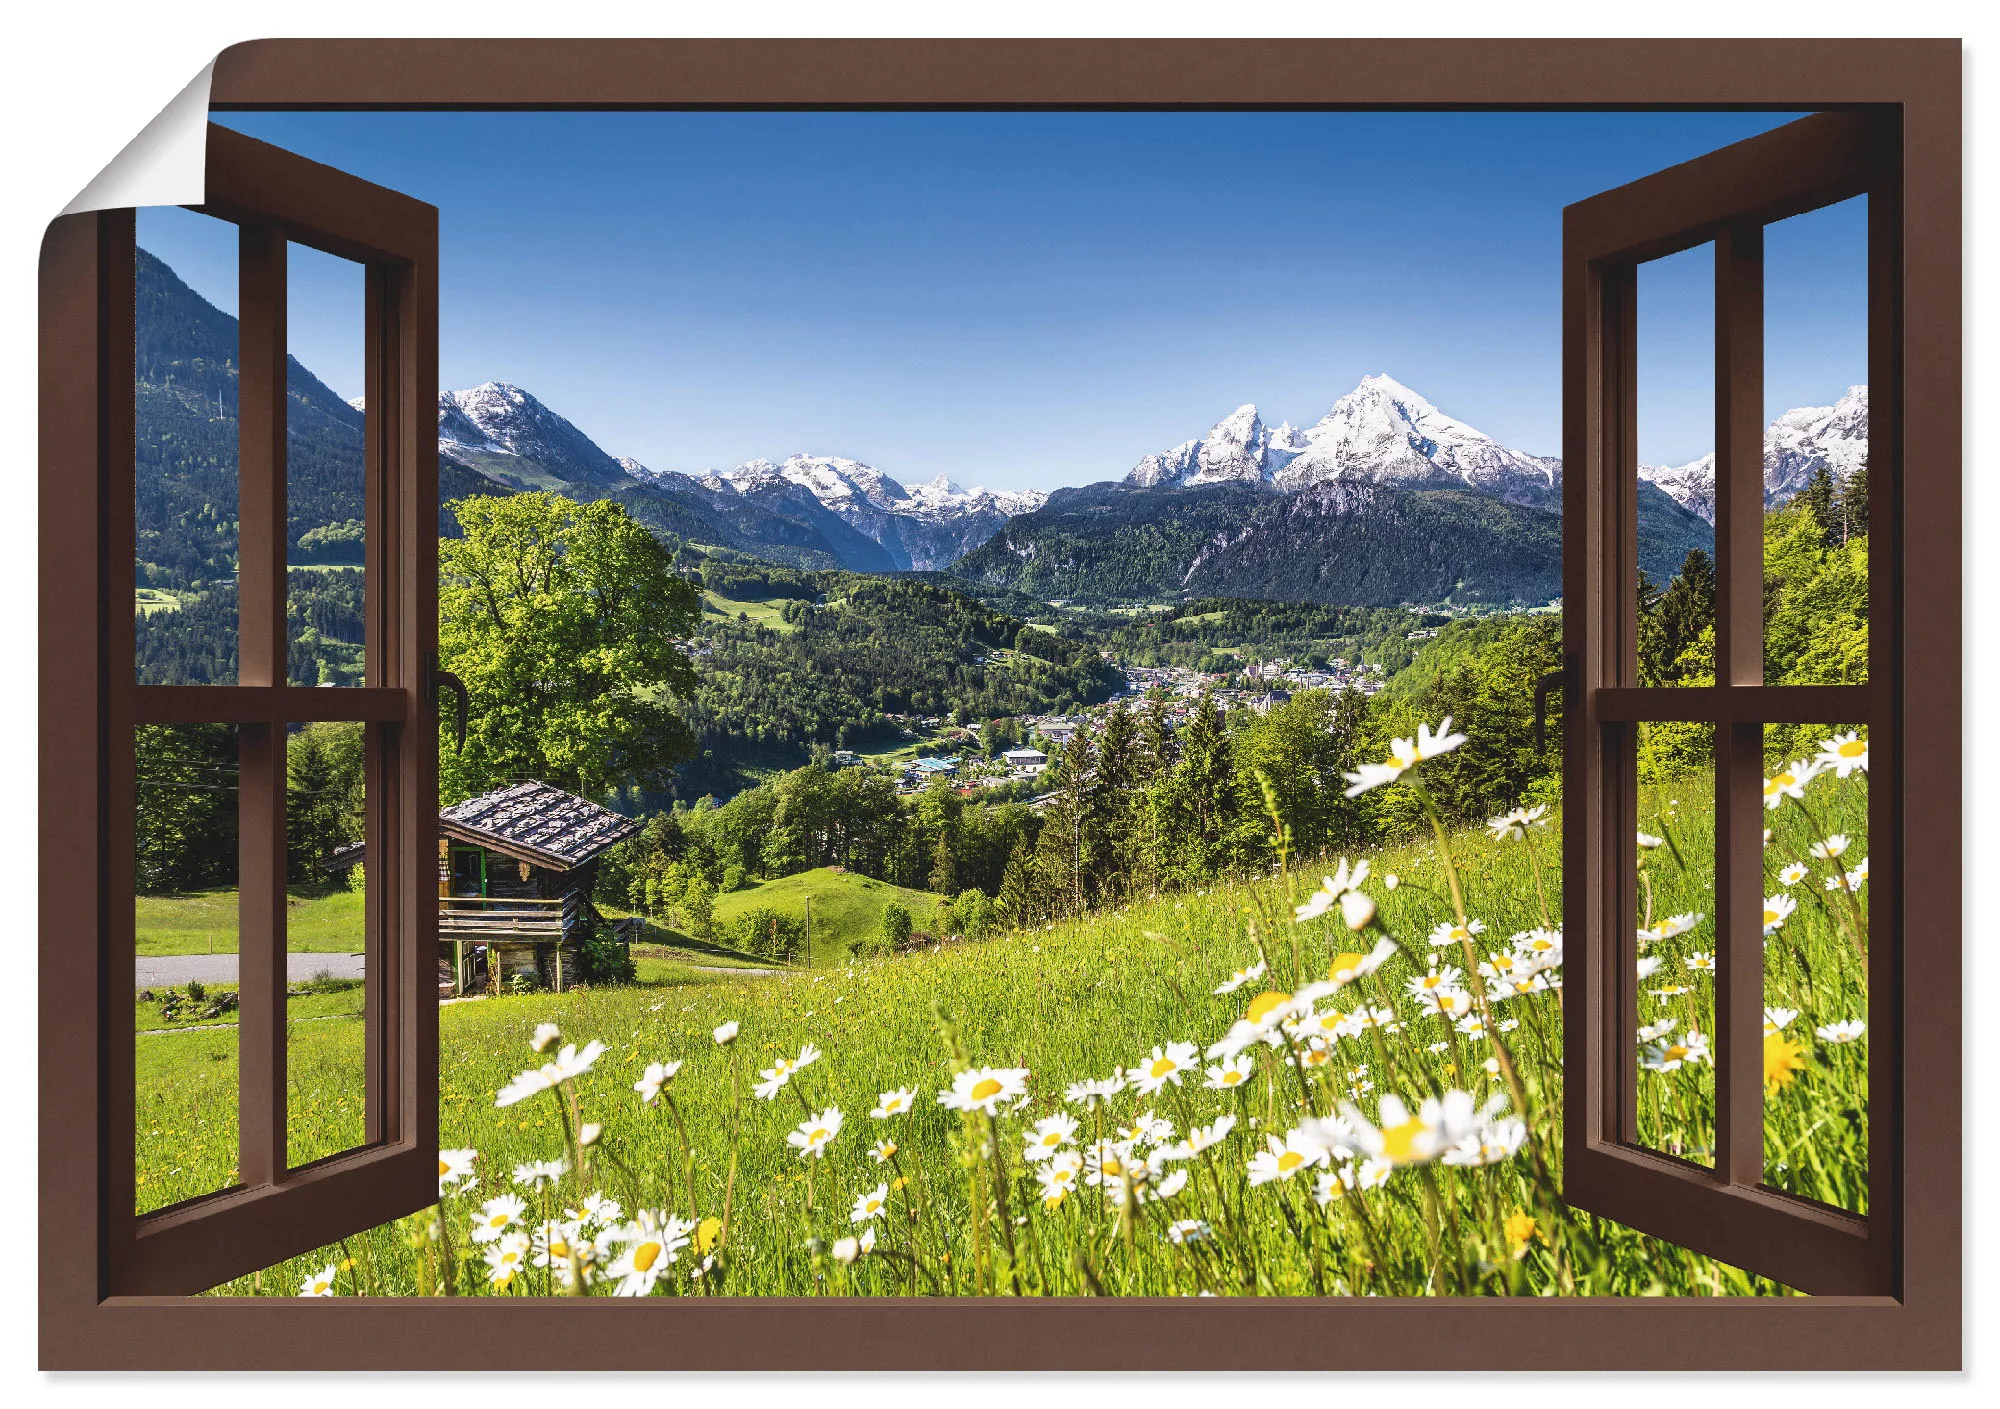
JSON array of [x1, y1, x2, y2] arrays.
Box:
[[127, 736, 1873, 1298]]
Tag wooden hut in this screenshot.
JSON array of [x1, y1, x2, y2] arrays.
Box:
[[327, 780, 640, 997], [437, 782, 640, 996]]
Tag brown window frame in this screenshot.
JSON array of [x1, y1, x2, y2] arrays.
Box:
[[46, 126, 440, 1301], [39, 38, 1959, 1370], [1559, 110, 1901, 1297]]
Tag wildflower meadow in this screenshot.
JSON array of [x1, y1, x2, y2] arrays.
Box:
[[135, 718, 1871, 1299]]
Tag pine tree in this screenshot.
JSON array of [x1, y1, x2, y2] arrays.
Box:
[[1795, 465, 1839, 545], [995, 840, 1037, 927], [1836, 460, 1870, 541]]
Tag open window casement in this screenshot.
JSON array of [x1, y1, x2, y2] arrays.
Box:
[[80, 125, 440, 1297], [1560, 111, 1896, 1297]]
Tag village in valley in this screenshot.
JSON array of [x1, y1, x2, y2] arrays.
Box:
[[846, 650, 1392, 798]]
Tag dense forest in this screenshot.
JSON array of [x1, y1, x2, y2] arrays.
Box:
[[953, 478, 1711, 609], [1099, 597, 1443, 673], [135, 569, 369, 686], [677, 564, 1121, 792]]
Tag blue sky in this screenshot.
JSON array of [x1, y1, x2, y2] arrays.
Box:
[[138, 111, 1867, 491]]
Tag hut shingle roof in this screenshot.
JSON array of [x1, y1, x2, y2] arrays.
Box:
[[438, 781, 640, 871]]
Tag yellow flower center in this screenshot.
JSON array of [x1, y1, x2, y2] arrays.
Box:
[[1148, 1057, 1176, 1078], [809, 1126, 830, 1144], [487, 1214, 508, 1228], [1102, 1158, 1123, 1178], [1275, 1151, 1305, 1174], [1763, 909, 1781, 926], [1839, 739, 1866, 758], [970, 1078, 1003, 1102], [438, 1159, 452, 1177], [632, 1241, 661, 1272], [1662, 1044, 1689, 1062], [1221, 1070, 1245, 1085], [1246, 991, 1292, 1024], [1330, 953, 1368, 978], [1379, 1117, 1429, 1164]]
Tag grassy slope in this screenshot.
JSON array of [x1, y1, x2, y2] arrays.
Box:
[[713, 867, 947, 961], [136, 887, 366, 957], [141, 758, 1868, 1297]]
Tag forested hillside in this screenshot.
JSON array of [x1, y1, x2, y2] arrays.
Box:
[[952, 481, 1528, 606], [678, 562, 1120, 791], [1100, 597, 1438, 672]]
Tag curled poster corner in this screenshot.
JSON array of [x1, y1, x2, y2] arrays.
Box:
[[60, 61, 215, 216]]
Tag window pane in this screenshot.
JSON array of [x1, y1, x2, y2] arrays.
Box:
[[286, 242, 370, 686], [286, 722, 371, 1168], [135, 209, 240, 685], [134, 722, 242, 1214], [1634, 245, 1719, 687], [1763, 198, 1869, 685], [1760, 722, 1869, 1215], [1633, 721, 1717, 1167]]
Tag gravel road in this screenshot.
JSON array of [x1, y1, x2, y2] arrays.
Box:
[[134, 952, 366, 989]]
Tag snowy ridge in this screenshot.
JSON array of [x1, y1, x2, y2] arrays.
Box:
[[699, 453, 1047, 524], [1124, 374, 1558, 508], [1637, 385, 1868, 524]]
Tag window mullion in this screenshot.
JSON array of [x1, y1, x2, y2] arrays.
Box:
[[1711, 219, 1767, 1190], [234, 221, 290, 1189]]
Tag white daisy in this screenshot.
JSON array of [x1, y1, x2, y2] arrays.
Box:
[[1641, 1029, 1712, 1073], [1213, 960, 1267, 994], [753, 1043, 822, 1101], [299, 1262, 339, 1297], [471, 1192, 527, 1243], [511, 1158, 566, 1189], [1814, 730, 1869, 778], [1021, 1112, 1080, 1161], [437, 1147, 477, 1194], [1488, 805, 1548, 842], [1428, 918, 1487, 949], [1763, 894, 1797, 935], [939, 1066, 1029, 1114], [712, 1020, 740, 1045], [1130, 1041, 1199, 1095], [786, 1108, 844, 1159], [1064, 1074, 1125, 1106], [1779, 861, 1810, 887], [1764, 759, 1827, 809], [870, 1087, 917, 1119], [1816, 1019, 1867, 1044], [1245, 1128, 1330, 1185], [605, 1213, 694, 1297], [633, 1059, 682, 1105], [1810, 833, 1851, 860], [850, 1182, 891, 1224], [1203, 1054, 1256, 1090]]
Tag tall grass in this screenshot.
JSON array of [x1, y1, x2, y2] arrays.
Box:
[[136, 721, 1869, 1298]]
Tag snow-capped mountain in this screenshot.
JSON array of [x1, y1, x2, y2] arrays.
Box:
[[431, 381, 1047, 572], [1636, 453, 1717, 525], [437, 381, 631, 489], [1637, 386, 1868, 524], [1125, 375, 1560, 509], [695, 454, 1047, 570]]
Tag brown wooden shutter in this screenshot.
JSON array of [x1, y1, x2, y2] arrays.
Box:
[[92, 126, 439, 1296], [1559, 111, 1896, 1295]]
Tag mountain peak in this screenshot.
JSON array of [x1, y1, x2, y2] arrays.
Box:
[[1123, 375, 1556, 507]]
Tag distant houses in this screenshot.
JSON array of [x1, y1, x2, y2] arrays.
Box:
[[1002, 746, 1048, 777]]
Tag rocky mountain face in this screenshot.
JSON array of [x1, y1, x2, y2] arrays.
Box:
[[1125, 374, 1561, 509], [1637, 386, 1869, 525], [431, 387, 1045, 572], [690, 455, 1046, 571]]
